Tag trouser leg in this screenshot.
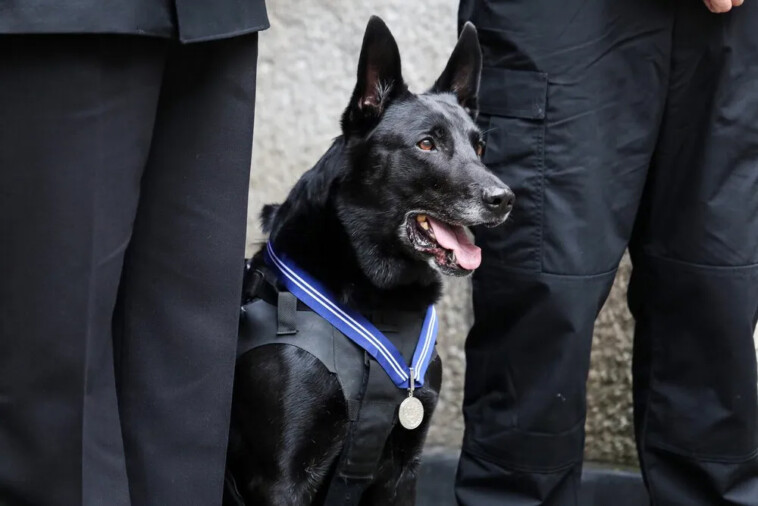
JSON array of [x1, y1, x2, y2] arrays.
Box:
[[454, 1, 672, 504], [0, 35, 166, 506], [112, 34, 258, 506], [629, 2, 758, 503]]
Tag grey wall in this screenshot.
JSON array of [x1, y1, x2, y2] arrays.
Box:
[[247, 0, 757, 466]]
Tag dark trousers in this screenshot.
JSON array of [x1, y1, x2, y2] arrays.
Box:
[[0, 34, 258, 506], [455, 1, 758, 504]]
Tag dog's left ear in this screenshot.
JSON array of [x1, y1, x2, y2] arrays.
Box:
[[431, 22, 483, 119], [342, 16, 407, 134]]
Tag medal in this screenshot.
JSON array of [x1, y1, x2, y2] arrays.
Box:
[[398, 368, 424, 430]]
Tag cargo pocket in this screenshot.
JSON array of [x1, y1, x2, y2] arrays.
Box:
[[474, 67, 548, 272]]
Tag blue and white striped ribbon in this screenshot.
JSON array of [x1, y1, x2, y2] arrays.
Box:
[[264, 241, 438, 389]]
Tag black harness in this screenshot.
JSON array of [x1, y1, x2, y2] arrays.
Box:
[[235, 264, 437, 505]]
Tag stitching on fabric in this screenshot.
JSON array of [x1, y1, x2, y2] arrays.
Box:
[[537, 82, 547, 274], [485, 264, 618, 280], [463, 443, 582, 474], [640, 252, 758, 272], [645, 440, 758, 464], [179, 25, 269, 44]]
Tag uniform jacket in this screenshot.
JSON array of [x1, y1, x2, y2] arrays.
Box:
[[0, 0, 269, 42]]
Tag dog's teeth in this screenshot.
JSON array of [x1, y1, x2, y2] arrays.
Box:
[[420, 221, 430, 230], [447, 251, 457, 264], [416, 214, 427, 223]]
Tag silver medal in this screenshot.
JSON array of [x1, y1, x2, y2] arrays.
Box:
[[398, 367, 425, 430], [399, 396, 424, 430]]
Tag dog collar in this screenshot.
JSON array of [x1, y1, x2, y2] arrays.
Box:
[[263, 241, 438, 392]]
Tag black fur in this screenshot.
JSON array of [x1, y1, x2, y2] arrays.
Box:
[[260, 204, 279, 233], [226, 17, 512, 506]]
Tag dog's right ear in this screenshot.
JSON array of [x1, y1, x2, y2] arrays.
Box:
[[430, 22, 482, 119], [341, 16, 407, 134]]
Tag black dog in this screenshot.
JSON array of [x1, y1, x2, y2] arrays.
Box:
[[225, 17, 513, 506]]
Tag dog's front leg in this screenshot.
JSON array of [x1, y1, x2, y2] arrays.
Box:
[[252, 481, 319, 506], [357, 454, 421, 506], [387, 465, 419, 506]]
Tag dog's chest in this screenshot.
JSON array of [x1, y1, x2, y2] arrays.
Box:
[[236, 288, 442, 503]]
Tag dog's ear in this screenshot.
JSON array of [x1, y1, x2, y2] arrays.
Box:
[[431, 22, 482, 119], [342, 16, 407, 134], [260, 204, 280, 234]]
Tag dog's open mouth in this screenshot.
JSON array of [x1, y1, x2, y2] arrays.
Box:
[[406, 213, 482, 274]]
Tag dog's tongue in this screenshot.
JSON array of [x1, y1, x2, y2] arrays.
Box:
[[427, 217, 482, 270]]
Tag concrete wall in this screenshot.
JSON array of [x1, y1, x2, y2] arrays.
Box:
[[247, 0, 757, 466]]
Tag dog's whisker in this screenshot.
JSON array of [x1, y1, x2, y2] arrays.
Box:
[[479, 126, 501, 136]]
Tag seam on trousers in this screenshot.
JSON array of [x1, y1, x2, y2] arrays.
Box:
[[462, 443, 581, 474], [539, 266, 618, 280], [639, 9, 683, 505], [81, 35, 108, 506], [513, 415, 587, 437], [482, 262, 619, 280], [645, 440, 758, 464], [639, 252, 758, 272], [536, 96, 546, 272]]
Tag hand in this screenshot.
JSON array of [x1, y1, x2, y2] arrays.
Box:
[[703, 0, 744, 13]]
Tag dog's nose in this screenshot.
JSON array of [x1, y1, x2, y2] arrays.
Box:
[[482, 186, 515, 215]]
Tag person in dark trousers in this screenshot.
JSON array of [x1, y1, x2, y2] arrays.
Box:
[[0, 2, 268, 505], [455, 0, 758, 504]]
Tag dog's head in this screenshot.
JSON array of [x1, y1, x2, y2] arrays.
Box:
[[335, 17, 513, 284]]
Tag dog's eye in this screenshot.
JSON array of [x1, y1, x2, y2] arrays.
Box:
[[417, 138, 436, 151], [475, 140, 485, 157]]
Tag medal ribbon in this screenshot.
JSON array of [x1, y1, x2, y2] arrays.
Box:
[[264, 241, 438, 389]]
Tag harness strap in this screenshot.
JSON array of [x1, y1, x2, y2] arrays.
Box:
[[323, 356, 400, 506], [346, 399, 361, 422], [276, 291, 298, 336], [322, 475, 371, 506]]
